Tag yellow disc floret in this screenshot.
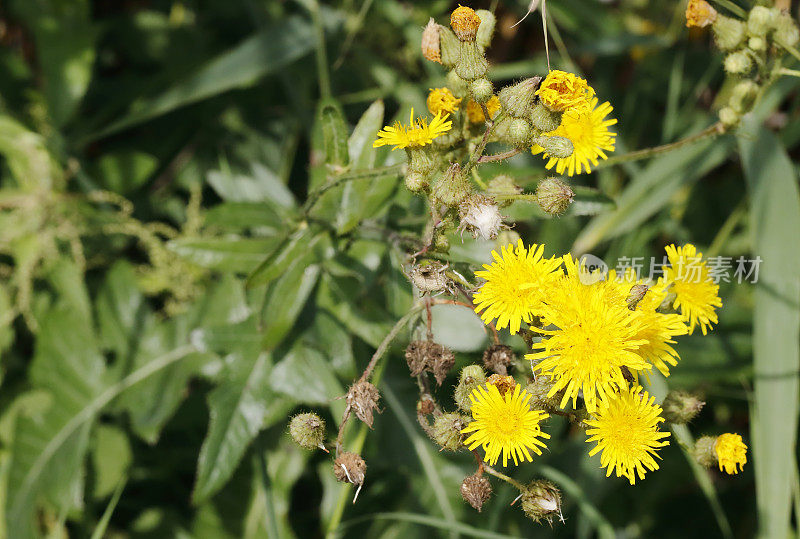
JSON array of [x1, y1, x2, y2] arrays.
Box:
[[450, 5, 482, 41], [427, 87, 462, 116]]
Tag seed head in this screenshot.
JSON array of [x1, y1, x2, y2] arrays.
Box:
[[346, 380, 381, 428], [535, 177, 574, 216], [482, 344, 516, 375], [458, 194, 504, 240], [461, 473, 493, 511], [520, 480, 562, 524], [421, 19, 442, 63]]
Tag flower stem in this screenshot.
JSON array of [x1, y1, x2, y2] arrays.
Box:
[[597, 122, 724, 168], [464, 111, 504, 175], [478, 147, 523, 163], [303, 164, 405, 214], [483, 464, 526, 491]]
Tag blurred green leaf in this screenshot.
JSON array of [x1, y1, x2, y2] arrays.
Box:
[[205, 202, 284, 233], [0, 115, 59, 191], [168, 237, 283, 273], [260, 263, 322, 351], [319, 100, 350, 167], [248, 226, 326, 288], [739, 117, 800, 539], [95, 151, 158, 194], [270, 344, 344, 405], [91, 425, 132, 500], [207, 165, 296, 209]]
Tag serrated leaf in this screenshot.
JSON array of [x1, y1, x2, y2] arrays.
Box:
[[168, 237, 283, 273]]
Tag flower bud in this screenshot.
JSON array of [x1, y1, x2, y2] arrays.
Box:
[[486, 373, 516, 397], [458, 194, 504, 240], [520, 480, 562, 524], [487, 174, 522, 207], [626, 283, 649, 310], [421, 19, 442, 63], [693, 435, 718, 468], [455, 364, 487, 412], [748, 36, 766, 51], [730, 80, 759, 113], [499, 77, 541, 118], [535, 135, 573, 159], [662, 390, 705, 424], [774, 13, 800, 47], [451, 5, 482, 41], [432, 412, 469, 451], [529, 101, 563, 133], [405, 171, 428, 193], [446, 69, 470, 99], [525, 376, 563, 413], [496, 229, 521, 247], [461, 473, 492, 511], [718, 106, 740, 128], [334, 451, 367, 494], [535, 177, 574, 216], [470, 78, 494, 103], [346, 380, 381, 428], [747, 6, 775, 37], [713, 15, 746, 51], [508, 118, 533, 147], [440, 27, 462, 68], [407, 147, 437, 176], [432, 162, 474, 207], [409, 260, 450, 295], [482, 344, 516, 375], [685, 0, 717, 28], [455, 41, 489, 81], [723, 50, 752, 74], [475, 9, 496, 49], [289, 412, 326, 450]]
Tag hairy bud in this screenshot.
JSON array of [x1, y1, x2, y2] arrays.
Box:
[[346, 380, 381, 428], [289, 412, 326, 450], [693, 435, 718, 468], [520, 480, 562, 524], [487, 175, 522, 204], [461, 474, 493, 511], [718, 106, 740, 128], [662, 390, 705, 424], [455, 41, 489, 81], [475, 9, 496, 49], [774, 13, 800, 47], [530, 101, 563, 133], [432, 412, 469, 451], [440, 28, 462, 68], [433, 162, 473, 207], [730, 80, 759, 113], [723, 50, 752, 74], [525, 376, 563, 413], [713, 15, 746, 51], [535, 177, 574, 216], [747, 6, 775, 37], [499, 77, 541, 118], [536, 135, 574, 159], [508, 118, 534, 147], [470, 78, 494, 104], [455, 364, 487, 412]]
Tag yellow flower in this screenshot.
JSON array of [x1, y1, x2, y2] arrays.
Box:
[[373, 109, 452, 150], [532, 97, 617, 176], [536, 70, 594, 112], [526, 256, 650, 413], [427, 87, 462, 116], [465, 96, 501, 123], [462, 383, 550, 467], [686, 0, 717, 28], [715, 433, 747, 474], [585, 385, 670, 484], [664, 243, 722, 335], [473, 240, 563, 335]]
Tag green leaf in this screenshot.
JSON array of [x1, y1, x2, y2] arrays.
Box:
[[94, 261, 147, 361], [168, 237, 283, 273], [260, 263, 321, 351], [207, 165, 296, 208], [270, 344, 344, 405], [0, 115, 59, 191], [85, 16, 315, 141], [739, 116, 800, 539], [205, 202, 285, 233], [10, 0, 96, 126], [319, 100, 349, 167], [91, 425, 132, 500], [247, 227, 326, 288]]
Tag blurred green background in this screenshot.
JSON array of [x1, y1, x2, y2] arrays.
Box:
[[0, 0, 798, 537]]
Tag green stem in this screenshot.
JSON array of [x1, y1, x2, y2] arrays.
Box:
[[708, 0, 747, 18], [477, 147, 522, 163], [777, 40, 800, 63], [483, 465, 525, 491], [776, 67, 800, 78], [598, 122, 724, 168], [307, 0, 332, 98], [303, 164, 405, 213], [464, 111, 505, 176]]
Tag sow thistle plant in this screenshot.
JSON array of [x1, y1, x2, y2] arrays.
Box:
[[289, 4, 753, 524]]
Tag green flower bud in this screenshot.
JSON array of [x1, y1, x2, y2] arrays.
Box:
[[455, 364, 487, 412], [461, 473, 492, 511], [405, 171, 428, 193], [662, 390, 705, 424], [475, 10, 497, 50], [508, 118, 533, 147], [748, 36, 766, 51], [713, 15, 746, 51], [774, 13, 800, 47], [524, 375, 562, 412], [747, 6, 775, 37], [723, 50, 752, 74], [719, 106, 740, 128], [730, 80, 759, 113], [498, 77, 541, 118], [535, 135, 573, 159], [535, 177, 574, 216], [470, 78, 494, 104], [432, 412, 469, 451], [446, 69, 470, 99], [455, 41, 489, 81], [289, 412, 326, 450], [520, 480, 562, 524], [496, 229, 521, 247], [487, 174, 522, 207], [693, 435, 718, 468], [432, 163, 473, 207], [529, 101, 563, 133], [440, 26, 462, 68]]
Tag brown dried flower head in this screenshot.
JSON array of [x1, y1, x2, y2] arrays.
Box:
[[461, 473, 492, 511], [346, 380, 381, 428], [482, 344, 516, 375]]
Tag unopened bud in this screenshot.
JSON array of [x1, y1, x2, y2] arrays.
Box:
[[487, 174, 522, 207], [455, 364, 487, 412], [774, 13, 800, 47], [455, 41, 489, 81], [535, 177, 574, 216], [289, 412, 326, 450], [421, 19, 442, 63], [525, 375, 563, 413], [446, 69, 470, 99], [508, 118, 533, 147], [747, 6, 775, 37], [482, 344, 516, 375], [499, 77, 541, 118], [535, 135, 573, 159], [520, 480, 562, 524], [475, 10, 496, 49], [713, 15, 746, 51], [487, 373, 516, 397], [405, 171, 428, 193], [440, 28, 462, 68], [432, 412, 469, 451], [662, 390, 705, 424], [748, 36, 766, 51], [346, 380, 381, 428], [730, 80, 759, 113], [461, 473, 492, 511], [433, 163, 473, 207], [407, 147, 436, 176], [451, 5, 482, 41], [529, 101, 563, 133], [719, 106, 740, 128], [693, 435, 718, 468], [626, 284, 649, 310], [458, 194, 504, 240], [723, 50, 752, 74], [470, 78, 494, 103]]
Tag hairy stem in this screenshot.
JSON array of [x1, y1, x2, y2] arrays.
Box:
[[598, 122, 724, 168]]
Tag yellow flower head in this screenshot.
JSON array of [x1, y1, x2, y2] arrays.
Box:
[[536, 70, 595, 112], [427, 87, 462, 116], [585, 385, 670, 484], [532, 97, 617, 176], [450, 5, 481, 41], [664, 243, 722, 335], [462, 383, 550, 467], [526, 255, 651, 413], [715, 433, 747, 474], [465, 96, 501, 124], [472, 240, 563, 335], [686, 0, 717, 28], [373, 109, 452, 150]]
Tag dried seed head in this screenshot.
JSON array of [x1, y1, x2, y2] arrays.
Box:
[[405, 340, 433, 376], [432, 345, 456, 385], [334, 451, 367, 487], [458, 194, 504, 240], [289, 412, 326, 450], [409, 261, 450, 295], [404, 340, 455, 384], [486, 373, 516, 397], [455, 364, 487, 412], [482, 344, 516, 375], [626, 284, 650, 310], [432, 412, 469, 451], [421, 18, 442, 63], [662, 390, 705, 425], [417, 396, 436, 415], [461, 473, 493, 511], [451, 5, 482, 41], [520, 480, 562, 524], [346, 380, 381, 428], [535, 177, 574, 216]]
